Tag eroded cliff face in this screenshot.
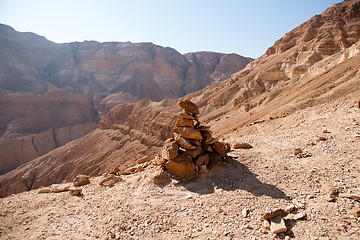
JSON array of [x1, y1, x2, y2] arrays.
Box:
[[0, 24, 252, 174], [0, 99, 178, 197]]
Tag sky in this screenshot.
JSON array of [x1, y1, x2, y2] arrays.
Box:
[[0, 0, 341, 58]]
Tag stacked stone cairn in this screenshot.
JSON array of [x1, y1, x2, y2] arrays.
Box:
[[157, 98, 231, 179]]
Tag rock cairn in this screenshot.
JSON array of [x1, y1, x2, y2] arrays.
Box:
[[156, 98, 231, 179]]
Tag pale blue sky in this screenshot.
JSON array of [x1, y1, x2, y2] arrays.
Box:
[[0, 0, 341, 58]]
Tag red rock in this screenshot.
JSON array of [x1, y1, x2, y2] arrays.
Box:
[[194, 154, 209, 166]]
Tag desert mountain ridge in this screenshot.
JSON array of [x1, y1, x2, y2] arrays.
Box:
[[0, 23, 253, 174]]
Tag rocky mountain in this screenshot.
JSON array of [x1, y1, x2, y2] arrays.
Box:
[[0, 24, 252, 174], [1, 0, 360, 199]]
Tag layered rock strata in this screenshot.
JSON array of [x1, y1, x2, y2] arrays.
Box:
[[157, 99, 231, 179]]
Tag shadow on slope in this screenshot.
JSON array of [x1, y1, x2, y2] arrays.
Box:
[[180, 160, 288, 199]]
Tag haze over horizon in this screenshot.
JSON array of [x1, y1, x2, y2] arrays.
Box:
[[0, 0, 341, 60]]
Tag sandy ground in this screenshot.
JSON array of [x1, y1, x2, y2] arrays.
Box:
[[0, 101, 359, 240]]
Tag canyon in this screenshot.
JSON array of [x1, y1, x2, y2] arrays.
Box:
[[0, 24, 252, 174]]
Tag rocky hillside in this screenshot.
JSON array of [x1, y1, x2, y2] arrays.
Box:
[[0, 24, 252, 174], [1, 0, 360, 199]]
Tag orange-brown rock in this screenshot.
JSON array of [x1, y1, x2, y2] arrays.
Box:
[[175, 118, 195, 128], [212, 141, 228, 157], [185, 146, 202, 159], [178, 112, 196, 120], [73, 175, 91, 187], [194, 154, 210, 167], [175, 127, 203, 140], [162, 141, 179, 160], [178, 99, 200, 114], [231, 142, 253, 149], [263, 209, 288, 220], [173, 132, 196, 150], [165, 153, 197, 179]]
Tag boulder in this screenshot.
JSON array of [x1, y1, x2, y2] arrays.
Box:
[[178, 99, 199, 114], [165, 153, 196, 179]]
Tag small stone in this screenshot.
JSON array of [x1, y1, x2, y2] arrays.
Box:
[[38, 188, 52, 194], [136, 156, 150, 164], [135, 165, 145, 172], [175, 127, 203, 140], [196, 125, 211, 131], [175, 118, 195, 128], [285, 205, 295, 213], [321, 182, 338, 195], [165, 138, 175, 143], [339, 193, 360, 201], [263, 208, 288, 220], [99, 175, 122, 187], [317, 136, 327, 141], [185, 146, 202, 158], [110, 167, 120, 174], [208, 152, 222, 169], [269, 216, 287, 234], [153, 170, 171, 184], [69, 188, 82, 196], [194, 154, 209, 166], [178, 112, 195, 120], [293, 212, 307, 220], [285, 236, 291, 240], [162, 141, 179, 160], [200, 130, 213, 143], [263, 220, 271, 230], [199, 165, 209, 173], [294, 148, 303, 155], [212, 141, 228, 157], [349, 207, 360, 217], [173, 132, 196, 149], [345, 126, 351, 131], [231, 142, 253, 149], [73, 175, 90, 187], [178, 98, 199, 114], [322, 129, 329, 133], [242, 208, 249, 217]]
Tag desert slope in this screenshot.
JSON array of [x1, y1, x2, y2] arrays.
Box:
[[1, 0, 360, 198]]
